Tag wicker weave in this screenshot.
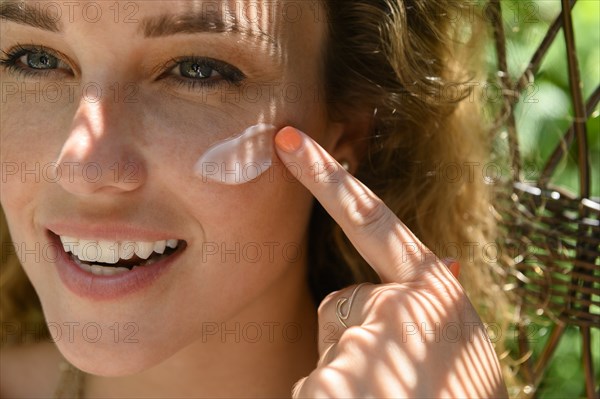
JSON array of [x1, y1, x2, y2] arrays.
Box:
[[489, 0, 599, 397]]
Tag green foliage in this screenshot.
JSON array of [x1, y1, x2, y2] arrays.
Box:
[[504, 322, 600, 398], [488, 0, 599, 197], [489, 1, 600, 397]]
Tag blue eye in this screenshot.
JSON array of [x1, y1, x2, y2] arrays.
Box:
[[25, 51, 59, 69], [162, 56, 246, 90], [0, 44, 71, 78], [0, 44, 247, 92]]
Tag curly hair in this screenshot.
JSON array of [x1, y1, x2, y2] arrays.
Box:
[[308, 0, 507, 319], [307, 0, 515, 390], [0, 0, 516, 392]]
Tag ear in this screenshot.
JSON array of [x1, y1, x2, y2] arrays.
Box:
[[323, 111, 373, 174]]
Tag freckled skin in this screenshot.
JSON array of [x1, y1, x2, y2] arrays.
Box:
[[1, 1, 508, 398], [1, 0, 332, 396]]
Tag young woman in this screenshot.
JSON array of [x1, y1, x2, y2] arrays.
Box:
[[1, 0, 510, 397]]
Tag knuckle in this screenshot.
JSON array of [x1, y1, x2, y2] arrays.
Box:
[[341, 190, 391, 233], [373, 286, 401, 304], [300, 368, 345, 397], [338, 326, 376, 352], [370, 287, 403, 318]]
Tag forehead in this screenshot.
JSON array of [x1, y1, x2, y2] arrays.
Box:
[[0, 0, 327, 51]]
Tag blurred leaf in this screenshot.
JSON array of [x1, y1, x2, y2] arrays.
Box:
[[492, 1, 600, 397]]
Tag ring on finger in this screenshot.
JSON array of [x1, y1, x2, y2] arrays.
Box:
[[335, 282, 371, 328]]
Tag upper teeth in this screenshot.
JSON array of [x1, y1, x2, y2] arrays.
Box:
[[59, 236, 179, 264]]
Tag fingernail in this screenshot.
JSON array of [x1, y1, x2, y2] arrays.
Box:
[[275, 127, 303, 153], [442, 258, 460, 278]]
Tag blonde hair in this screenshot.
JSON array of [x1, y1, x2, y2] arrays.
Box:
[[308, 0, 510, 315], [308, 0, 516, 390], [0, 0, 516, 391], [1, 208, 47, 346]]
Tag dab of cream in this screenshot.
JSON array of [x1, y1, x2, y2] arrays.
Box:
[[193, 123, 277, 185]]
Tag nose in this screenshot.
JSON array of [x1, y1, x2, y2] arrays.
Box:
[[55, 94, 146, 196]]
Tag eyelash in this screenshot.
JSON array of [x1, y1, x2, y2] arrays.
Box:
[[0, 43, 246, 91], [0, 44, 68, 79], [158, 55, 246, 90]]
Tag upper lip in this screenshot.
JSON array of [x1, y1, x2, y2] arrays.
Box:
[[45, 221, 184, 242]]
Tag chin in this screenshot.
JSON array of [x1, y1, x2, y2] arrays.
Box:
[[52, 327, 188, 377]]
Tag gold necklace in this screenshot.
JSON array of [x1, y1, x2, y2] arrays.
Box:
[[53, 359, 85, 399]]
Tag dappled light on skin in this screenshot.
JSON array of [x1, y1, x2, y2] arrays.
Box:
[[43, 0, 302, 193], [156, 1, 291, 178], [425, 265, 467, 302], [401, 285, 503, 397], [1, 0, 327, 392], [297, 285, 507, 398], [60, 101, 104, 160], [378, 339, 419, 393], [405, 284, 448, 321], [145, 0, 281, 58], [0, 0, 512, 396], [268, 101, 278, 127], [271, 128, 508, 397], [294, 136, 432, 282], [296, 280, 505, 398], [53, 97, 146, 195]]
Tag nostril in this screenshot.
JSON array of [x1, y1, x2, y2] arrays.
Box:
[[51, 157, 145, 195]]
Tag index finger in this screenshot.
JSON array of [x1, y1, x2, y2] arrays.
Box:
[[274, 126, 438, 284]]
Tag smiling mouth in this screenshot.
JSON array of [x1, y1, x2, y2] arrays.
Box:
[[52, 233, 187, 276]]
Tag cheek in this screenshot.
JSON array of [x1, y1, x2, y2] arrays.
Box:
[[0, 97, 70, 291], [141, 100, 317, 300], [194, 124, 277, 185], [0, 75, 323, 373], [0, 83, 82, 211], [138, 83, 328, 201], [140, 92, 324, 239]]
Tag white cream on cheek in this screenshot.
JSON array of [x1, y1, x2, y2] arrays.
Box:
[[193, 123, 278, 185]]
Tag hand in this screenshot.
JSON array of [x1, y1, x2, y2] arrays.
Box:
[[274, 127, 508, 398]]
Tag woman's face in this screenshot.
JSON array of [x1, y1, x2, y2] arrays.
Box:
[[1, 0, 333, 375]]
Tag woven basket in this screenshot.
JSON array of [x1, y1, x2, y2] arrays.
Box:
[[488, 0, 599, 397]]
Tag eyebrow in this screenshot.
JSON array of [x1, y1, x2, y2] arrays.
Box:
[[0, 0, 278, 50], [0, 0, 62, 32], [140, 10, 278, 49]]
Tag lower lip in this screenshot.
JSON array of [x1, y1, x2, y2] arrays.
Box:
[[49, 231, 185, 301]]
